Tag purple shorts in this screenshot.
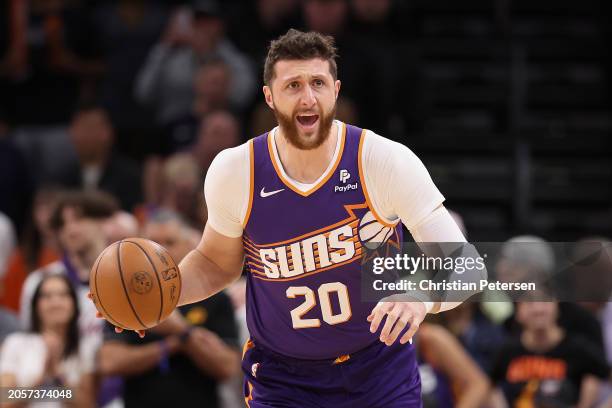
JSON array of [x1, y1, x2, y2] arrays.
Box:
[[242, 339, 422, 408]]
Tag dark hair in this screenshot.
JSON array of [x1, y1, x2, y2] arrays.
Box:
[[49, 190, 119, 232], [263, 29, 338, 86], [22, 186, 62, 272], [30, 274, 80, 358]]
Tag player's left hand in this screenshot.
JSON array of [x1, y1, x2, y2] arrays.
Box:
[[367, 294, 427, 346]]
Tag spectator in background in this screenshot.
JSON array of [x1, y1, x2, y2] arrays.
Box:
[[0, 274, 96, 406], [1, 0, 104, 125], [192, 110, 241, 172], [167, 58, 236, 152], [19, 190, 118, 350], [490, 297, 610, 408], [99, 210, 240, 408], [103, 210, 139, 244], [498, 236, 607, 355], [134, 0, 255, 131], [57, 104, 143, 212], [193, 59, 233, 119], [163, 153, 206, 230], [142, 210, 200, 260], [0, 187, 61, 312], [417, 323, 490, 408], [437, 303, 507, 375]]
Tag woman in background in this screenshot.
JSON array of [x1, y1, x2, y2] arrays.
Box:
[[0, 274, 95, 407]]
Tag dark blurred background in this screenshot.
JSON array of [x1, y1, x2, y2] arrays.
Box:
[[0, 1, 610, 407], [0, 0, 610, 242]]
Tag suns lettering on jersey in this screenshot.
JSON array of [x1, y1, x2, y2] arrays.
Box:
[[259, 224, 356, 279], [243, 204, 400, 282]]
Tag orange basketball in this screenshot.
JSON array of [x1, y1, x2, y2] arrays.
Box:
[[89, 238, 181, 330]]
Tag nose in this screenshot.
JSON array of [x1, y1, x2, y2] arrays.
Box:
[[300, 84, 316, 108]]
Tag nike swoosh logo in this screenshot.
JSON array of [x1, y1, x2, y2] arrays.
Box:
[[260, 187, 285, 198]]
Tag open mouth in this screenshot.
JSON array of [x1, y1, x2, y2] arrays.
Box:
[[296, 114, 319, 128]]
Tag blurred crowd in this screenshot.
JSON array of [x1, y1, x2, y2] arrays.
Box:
[[0, 0, 610, 407]]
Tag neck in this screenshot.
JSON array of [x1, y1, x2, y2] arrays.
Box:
[[275, 122, 338, 184], [521, 326, 563, 352], [42, 324, 67, 340]]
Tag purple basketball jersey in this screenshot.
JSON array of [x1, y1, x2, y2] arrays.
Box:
[[243, 122, 403, 359]]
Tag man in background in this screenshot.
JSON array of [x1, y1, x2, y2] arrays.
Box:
[[98, 210, 240, 408], [58, 104, 143, 211]]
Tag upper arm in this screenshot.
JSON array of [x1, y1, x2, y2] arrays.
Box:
[[204, 142, 251, 239], [361, 131, 445, 230], [197, 141, 250, 279]]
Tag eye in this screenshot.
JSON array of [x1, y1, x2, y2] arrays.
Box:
[[313, 79, 324, 87], [287, 81, 300, 90]]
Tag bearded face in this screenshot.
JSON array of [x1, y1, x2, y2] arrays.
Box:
[[273, 99, 337, 150], [264, 58, 340, 150]]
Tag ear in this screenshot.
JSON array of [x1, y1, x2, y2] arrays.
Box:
[[334, 80, 341, 100], [263, 85, 275, 110]]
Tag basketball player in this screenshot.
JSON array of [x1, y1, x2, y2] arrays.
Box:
[[107, 29, 477, 407]]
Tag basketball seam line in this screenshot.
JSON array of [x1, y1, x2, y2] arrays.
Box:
[[123, 240, 164, 325], [93, 246, 123, 328], [359, 219, 380, 229], [381, 227, 394, 245], [361, 225, 385, 242], [116, 241, 147, 329]]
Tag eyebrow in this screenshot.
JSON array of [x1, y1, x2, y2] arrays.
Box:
[[281, 73, 329, 83]]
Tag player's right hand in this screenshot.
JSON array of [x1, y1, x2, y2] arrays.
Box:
[[88, 292, 146, 338]]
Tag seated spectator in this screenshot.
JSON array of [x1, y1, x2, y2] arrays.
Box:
[[134, 0, 255, 127], [0, 187, 60, 312], [19, 190, 118, 350], [438, 303, 507, 374], [491, 297, 610, 408], [192, 110, 241, 172], [142, 210, 200, 261], [57, 104, 143, 212], [103, 210, 140, 243], [162, 153, 206, 230], [193, 59, 232, 119], [0, 274, 95, 406], [497, 236, 607, 355], [417, 322, 490, 408], [167, 60, 237, 152], [98, 210, 240, 408]]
